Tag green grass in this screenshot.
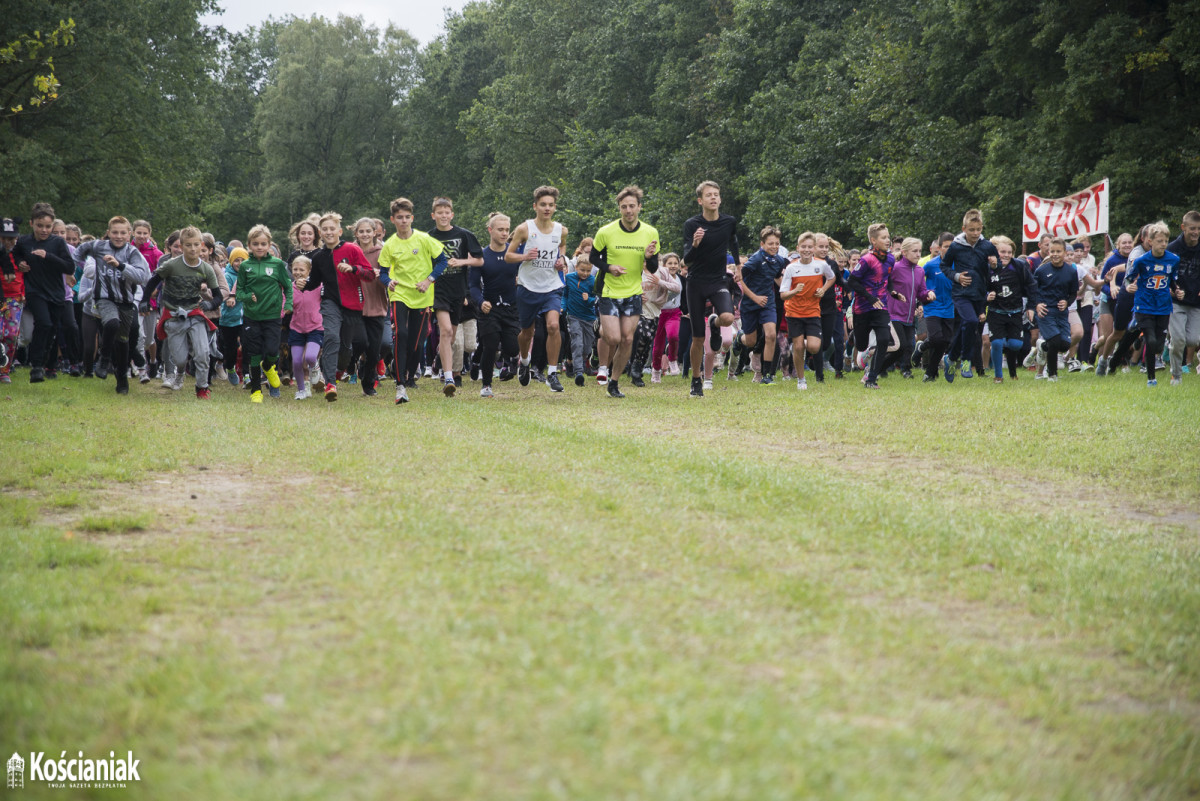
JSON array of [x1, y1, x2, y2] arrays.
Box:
[[1, 369, 1198, 800]]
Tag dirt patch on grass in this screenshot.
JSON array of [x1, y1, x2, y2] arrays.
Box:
[[36, 466, 322, 546]]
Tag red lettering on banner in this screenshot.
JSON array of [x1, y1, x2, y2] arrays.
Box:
[[1074, 191, 1091, 232], [1051, 201, 1070, 237], [1023, 196, 1041, 241]]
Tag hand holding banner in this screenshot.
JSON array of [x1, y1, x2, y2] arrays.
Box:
[[1022, 179, 1109, 242]]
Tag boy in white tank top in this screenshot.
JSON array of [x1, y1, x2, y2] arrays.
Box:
[[505, 185, 569, 392]]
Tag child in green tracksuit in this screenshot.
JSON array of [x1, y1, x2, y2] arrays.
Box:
[[236, 225, 292, 402]]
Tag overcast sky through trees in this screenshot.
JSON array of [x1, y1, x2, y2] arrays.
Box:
[[201, 0, 471, 42]]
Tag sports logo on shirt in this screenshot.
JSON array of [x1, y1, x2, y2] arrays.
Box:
[[265, 267, 273, 276]]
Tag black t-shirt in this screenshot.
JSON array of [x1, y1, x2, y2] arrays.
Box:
[[430, 225, 482, 303], [682, 213, 739, 283]]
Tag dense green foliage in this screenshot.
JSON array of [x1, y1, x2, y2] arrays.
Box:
[[2, 0, 1198, 247]]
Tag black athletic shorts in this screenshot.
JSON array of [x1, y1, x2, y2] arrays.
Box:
[[987, 311, 1023, 340], [476, 302, 519, 340], [785, 316, 822, 339], [1113, 295, 1135, 332], [433, 291, 465, 326], [686, 279, 733, 324]]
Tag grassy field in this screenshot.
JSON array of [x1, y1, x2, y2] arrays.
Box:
[[2, 367, 1198, 800]]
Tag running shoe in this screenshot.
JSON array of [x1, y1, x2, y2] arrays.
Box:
[[761, 373, 774, 386], [702, 378, 713, 391], [251, 390, 263, 403], [395, 385, 409, 404], [607, 380, 624, 399], [94, 358, 110, 380], [325, 382, 338, 402], [575, 373, 586, 387], [0, 375, 9, 384], [690, 377, 704, 397], [444, 378, 457, 397], [631, 375, 645, 388], [1035, 339, 1047, 366], [1067, 359, 1082, 373], [922, 374, 937, 382], [170, 373, 185, 391], [796, 377, 807, 391], [518, 360, 531, 386], [547, 372, 564, 392], [196, 387, 211, 400], [651, 370, 661, 384], [138, 367, 151, 384], [480, 385, 494, 398], [268, 386, 281, 398], [1095, 358, 1108, 377], [708, 314, 721, 351], [228, 371, 240, 387], [29, 367, 45, 383], [1170, 377, 1180, 386], [265, 365, 281, 389], [596, 370, 608, 385], [295, 388, 309, 400], [423, 366, 433, 378], [864, 380, 879, 389], [1147, 379, 1158, 387], [993, 377, 1003, 384], [959, 361, 974, 379], [942, 355, 955, 383]]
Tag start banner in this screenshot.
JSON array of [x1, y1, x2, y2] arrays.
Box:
[[1022, 179, 1110, 242]]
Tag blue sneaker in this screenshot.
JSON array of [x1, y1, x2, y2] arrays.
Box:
[[1184, 365, 1192, 374], [268, 385, 281, 398], [1147, 379, 1157, 387], [942, 355, 956, 383], [959, 361, 974, 379], [228, 372, 239, 387]]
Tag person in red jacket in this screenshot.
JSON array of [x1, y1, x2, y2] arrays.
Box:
[[295, 211, 375, 401]]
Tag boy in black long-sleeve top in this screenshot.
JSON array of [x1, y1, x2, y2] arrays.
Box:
[[10, 203, 73, 383]]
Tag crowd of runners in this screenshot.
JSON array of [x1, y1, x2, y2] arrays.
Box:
[[2, 183, 1198, 402]]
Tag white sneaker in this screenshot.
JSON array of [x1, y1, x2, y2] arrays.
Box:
[[1022, 351, 1036, 368], [1046, 375, 1058, 382], [423, 366, 433, 378], [1080, 361, 1092, 371], [1171, 376, 1181, 386], [480, 386, 494, 398], [395, 385, 409, 404], [1067, 358, 1081, 372], [309, 366, 322, 389], [137, 366, 150, 384], [214, 364, 228, 382], [1035, 368, 1046, 380], [170, 373, 184, 391], [294, 388, 308, 400], [596, 370, 608, 385], [651, 370, 662, 384], [702, 378, 713, 391], [796, 377, 808, 390], [668, 361, 680, 376], [1035, 339, 1047, 366], [160, 371, 174, 388]]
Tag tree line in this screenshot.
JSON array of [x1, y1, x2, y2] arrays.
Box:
[[3, 0, 1197, 249]]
